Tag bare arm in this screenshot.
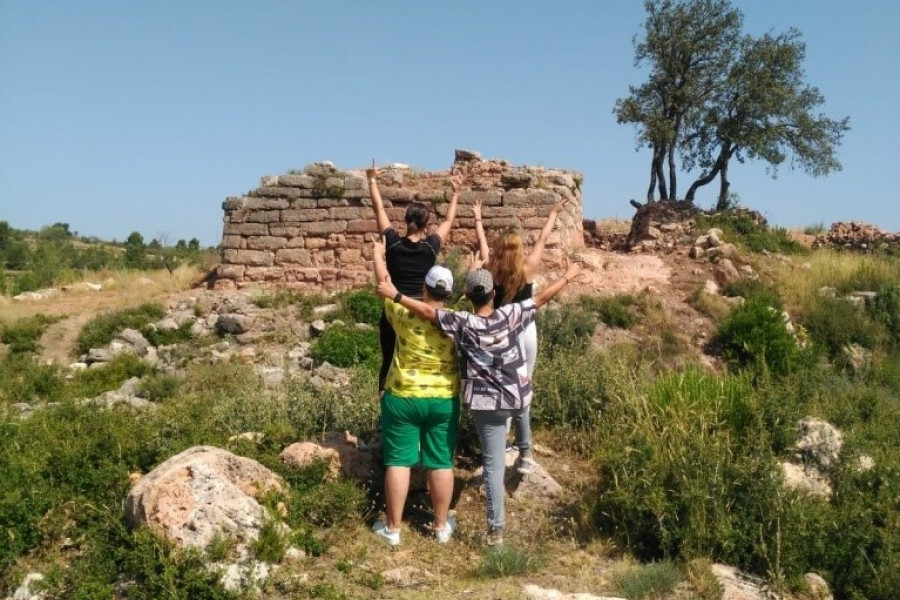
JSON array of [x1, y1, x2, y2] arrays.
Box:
[[525, 199, 569, 273], [375, 272, 437, 322], [367, 160, 391, 234], [434, 170, 463, 242], [372, 237, 388, 283], [473, 198, 490, 266], [533, 257, 580, 308]]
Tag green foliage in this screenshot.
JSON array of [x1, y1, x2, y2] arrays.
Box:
[[536, 303, 597, 356], [697, 213, 805, 254], [0, 353, 65, 404], [716, 297, 801, 375], [803, 222, 826, 235], [310, 325, 379, 370], [612, 560, 683, 600], [143, 321, 194, 347], [76, 303, 166, 355], [138, 372, 182, 402], [580, 293, 645, 329], [476, 545, 543, 578], [801, 297, 879, 358], [722, 278, 782, 309], [871, 283, 900, 345], [251, 520, 288, 563], [0, 314, 59, 353], [69, 353, 153, 399], [340, 287, 381, 326]]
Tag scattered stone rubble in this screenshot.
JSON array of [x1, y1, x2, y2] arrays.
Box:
[[813, 221, 900, 251]]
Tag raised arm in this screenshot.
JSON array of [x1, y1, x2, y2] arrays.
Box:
[[434, 170, 463, 242], [533, 256, 580, 308], [375, 272, 437, 322], [525, 199, 569, 273], [372, 237, 388, 283], [366, 160, 391, 234], [473, 198, 490, 266]]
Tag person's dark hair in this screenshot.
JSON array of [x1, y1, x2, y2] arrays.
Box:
[[467, 286, 493, 308], [405, 202, 431, 232], [425, 283, 451, 300]]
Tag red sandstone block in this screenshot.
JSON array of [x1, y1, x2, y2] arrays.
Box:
[[328, 207, 367, 220], [244, 267, 285, 281], [245, 210, 281, 223], [247, 236, 287, 251], [223, 222, 269, 236], [223, 249, 273, 267], [300, 221, 347, 235], [347, 219, 378, 234], [281, 209, 328, 222], [275, 248, 313, 266]]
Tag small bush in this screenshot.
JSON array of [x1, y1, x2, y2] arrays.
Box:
[[340, 288, 381, 326], [76, 304, 166, 355], [871, 283, 900, 345], [251, 520, 288, 563], [0, 353, 65, 404], [143, 321, 194, 347], [801, 297, 879, 358], [536, 303, 597, 355], [0, 314, 59, 353], [697, 213, 805, 255], [139, 372, 181, 402], [612, 560, 683, 600], [310, 325, 379, 370], [581, 293, 643, 329], [250, 288, 306, 310], [803, 222, 827, 235], [716, 298, 801, 375], [722, 279, 782, 309], [476, 545, 543, 578], [68, 353, 153, 399]]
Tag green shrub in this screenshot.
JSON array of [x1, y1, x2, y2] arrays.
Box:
[[872, 283, 900, 345], [716, 298, 801, 375], [340, 287, 381, 326], [76, 304, 166, 355], [722, 279, 783, 309], [143, 321, 194, 347], [310, 325, 379, 370], [803, 222, 826, 235], [68, 353, 153, 399], [581, 293, 643, 329], [801, 296, 879, 358], [476, 545, 543, 578], [612, 560, 683, 599], [0, 314, 59, 353], [0, 353, 65, 404], [697, 213, 805, 255], [536, 303, 597, 355], [251, 520, 288, 563], [139, 372, 181, 402]]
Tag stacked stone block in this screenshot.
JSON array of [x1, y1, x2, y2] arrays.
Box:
[[216, 150, 583, 290]]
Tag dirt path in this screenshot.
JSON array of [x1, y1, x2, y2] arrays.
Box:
[[40, 312, 94, 364]]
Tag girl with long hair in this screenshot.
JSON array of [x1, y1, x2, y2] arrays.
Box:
[[473, 197, 569, 473]]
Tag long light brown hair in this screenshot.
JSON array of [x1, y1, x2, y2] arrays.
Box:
[[490, 231, 529, 304]]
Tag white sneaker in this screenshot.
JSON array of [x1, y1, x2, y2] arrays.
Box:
[[373, 520, 400, 546], [435, 516, 456, 544]]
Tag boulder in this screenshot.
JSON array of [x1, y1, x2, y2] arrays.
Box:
[[472, 449, 562, 500], [279, 442, 340, 479], [215, 313, 255, 335], [710, 564, 770, 600], [8, 572, 44, 600], [713, 259, 740, 286], [794, 418, 843, 472], [116, 328, 150, 356], [124, 446, 284, 550], [320, 431, 378, 482], [803, 572, 833, 600], [780, 462, 832, 498], [522, 584, 624, 600]]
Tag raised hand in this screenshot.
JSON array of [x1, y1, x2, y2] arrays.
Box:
[[450, 169, 464, 193], [473, 198, 483, 221], [563, 255, 581, 282], [376, 274, 398, 300], [366, 158, 379, 181], [551, 198, 570, 214], [469, 250, 485, 271]]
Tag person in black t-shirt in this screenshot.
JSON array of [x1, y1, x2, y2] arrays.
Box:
[[367, 160, 462, 391]]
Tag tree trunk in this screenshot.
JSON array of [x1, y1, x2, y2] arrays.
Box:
[[667, 143, 678, 201], [646, 145, 659, 202], [654, 143, 668, 200], [716, 159, 731, 211], [685, 144, 732, 203]]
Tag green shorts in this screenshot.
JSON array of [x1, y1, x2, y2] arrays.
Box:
[[380, 392, 460, 469]]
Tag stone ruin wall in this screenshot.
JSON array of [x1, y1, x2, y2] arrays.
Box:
[[215, 150, 584, 290]]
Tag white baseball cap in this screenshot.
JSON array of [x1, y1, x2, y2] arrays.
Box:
[[425, 265, 453, 296]]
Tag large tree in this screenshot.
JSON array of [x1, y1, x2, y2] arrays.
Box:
[[682, 29, 850, 208], [615, 0, 742, 202], [618, 0, 849, 208]]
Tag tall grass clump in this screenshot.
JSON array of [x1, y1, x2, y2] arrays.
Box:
[[611, 560, 683, 600], [696, 212, 805, 255], [871, 283, 900, 345], [76, 303, 166, 355], [0, 313, 59, 353], [580, 293, 646, 329], [536, 303, 597, 356], [476, 545, 543, 578]]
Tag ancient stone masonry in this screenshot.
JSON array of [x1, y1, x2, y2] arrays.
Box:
[[813, 221, 900, 252], [216, 150, 583, 290]]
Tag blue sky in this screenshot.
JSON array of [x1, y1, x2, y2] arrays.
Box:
[[1, 0, 897, 246]]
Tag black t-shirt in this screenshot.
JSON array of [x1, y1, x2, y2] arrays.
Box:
[[384, 228, 442, 298], [494, 281, 534, 308]]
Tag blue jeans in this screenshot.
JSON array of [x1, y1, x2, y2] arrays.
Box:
[[473, 407, 527, 531]]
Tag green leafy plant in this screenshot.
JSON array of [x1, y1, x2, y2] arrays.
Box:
[[310, 325, 379, 370], [76, 304, 166, 355], [0, 314, 60, 353], [716, 298, 801, 375], [536, 303, 597, 356], [340, 288, 381, 326], [612, 560, 683, 599], [251, 520, 288, 563], [801, 296, 879, 358]]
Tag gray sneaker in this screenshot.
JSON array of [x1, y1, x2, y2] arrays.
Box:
[[515, 455, 536, 475], [487, 527, 503, 547], [373, 520, 400, 546]]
